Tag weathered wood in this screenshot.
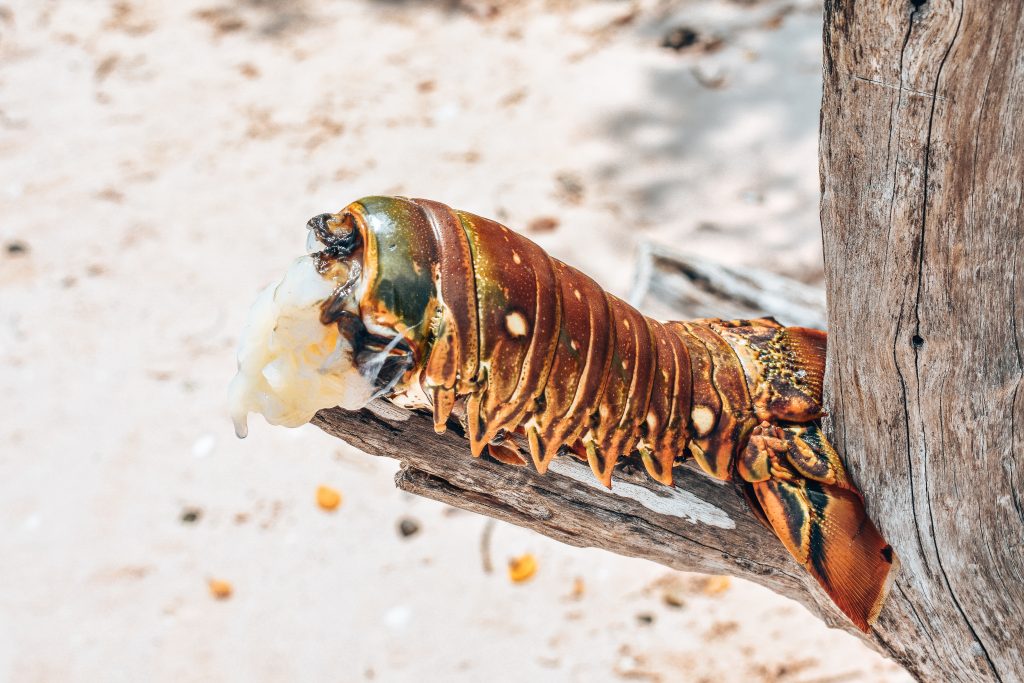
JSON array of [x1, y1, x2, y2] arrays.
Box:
[[821, 1, 1024, 680], [630, 242, 827, 329]]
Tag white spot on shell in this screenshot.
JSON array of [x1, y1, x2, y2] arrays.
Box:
[[692, 406, 715, 436], [512, 252, 521, 265], [573, 289, 582, 301], [505, 311, 528, 337]]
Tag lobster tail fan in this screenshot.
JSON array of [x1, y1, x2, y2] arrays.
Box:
[[751, 478, 898, 632]]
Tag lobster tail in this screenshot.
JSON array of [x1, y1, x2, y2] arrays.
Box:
[[280, 195, 899, 632], [751, 478, 897, 631], [739, 422, 898, 631]]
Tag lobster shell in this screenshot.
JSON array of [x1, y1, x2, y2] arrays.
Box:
[[316, 196, 898, 632]]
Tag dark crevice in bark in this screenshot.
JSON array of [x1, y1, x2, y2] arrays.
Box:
[[893, 308, 928, 566], [896, 583, 942, 665]]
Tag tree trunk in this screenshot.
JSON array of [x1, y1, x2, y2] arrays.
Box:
[[820, 1, 1023, 681]]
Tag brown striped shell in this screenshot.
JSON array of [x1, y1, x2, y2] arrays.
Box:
[[310, 196, 897, 634]]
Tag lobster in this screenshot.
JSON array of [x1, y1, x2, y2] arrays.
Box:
[[230, 195, 898, 632]]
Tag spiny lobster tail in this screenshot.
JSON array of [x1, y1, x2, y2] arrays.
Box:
[[326, 196, 897, 631]]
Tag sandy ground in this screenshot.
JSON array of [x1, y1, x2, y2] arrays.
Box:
[[1, 1, 912, 681]]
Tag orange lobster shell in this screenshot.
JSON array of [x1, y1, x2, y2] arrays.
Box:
[[312, 196, 899, 631]]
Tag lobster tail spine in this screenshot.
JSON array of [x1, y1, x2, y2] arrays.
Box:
[[584, 295, 658, 487], [528, 260, 615, 472], [636, 320, 692, 486], [412, 198, 480, 430]]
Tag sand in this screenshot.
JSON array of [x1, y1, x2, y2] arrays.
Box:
[[0, 0, 910, 680]]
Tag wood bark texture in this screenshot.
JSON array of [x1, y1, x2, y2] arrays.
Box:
[[629, 241, 828, 329], [820, 1, 1023, 681]]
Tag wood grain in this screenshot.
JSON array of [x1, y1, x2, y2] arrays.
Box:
[[821, 1, 1023, 680], [630, 242, 827, 329]]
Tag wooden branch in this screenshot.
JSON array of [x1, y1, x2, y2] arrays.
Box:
[[629, 241, 827, 330], [821, 1, 1023, 681], [310, 251, 889, 648]]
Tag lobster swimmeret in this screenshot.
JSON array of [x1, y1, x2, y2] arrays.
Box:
[[228, 196, 898, 631]]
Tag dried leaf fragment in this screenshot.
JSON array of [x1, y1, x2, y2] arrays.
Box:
[[316, 485, 342, 511], [702, 575, 731, 595], [508, 553, 538, 583], [208, 578, 233, 599], [527, 216, 560, 233]]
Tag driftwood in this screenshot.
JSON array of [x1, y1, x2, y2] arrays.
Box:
[[819, 1, 1023, 681], [629, 241, 827, 330], [313, 256, 872, 639]]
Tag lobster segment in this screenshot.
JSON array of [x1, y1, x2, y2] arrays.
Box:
[[410, 198, 480, 432], [670, 323, 723, 477], [684, 322, 759, 481], [636, 320, 686, 485], [713, 321, 827, 423], [532, 263, 617, 471], [347, 197, 440, 352], [456, 209, 560, 455], [615, 310, 659, 460], [525, 260, 599, 473], [586, 295, 654, 487]]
